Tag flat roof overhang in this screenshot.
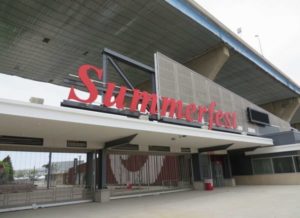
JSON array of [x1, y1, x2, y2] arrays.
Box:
[[0, 98, 273, 153], [0, 0, 299, 107]]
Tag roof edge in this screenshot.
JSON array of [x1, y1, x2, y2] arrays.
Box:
[[245, 143, 300, 155]]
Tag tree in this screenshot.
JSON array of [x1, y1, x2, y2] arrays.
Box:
[[3, 155, 14, 182], [0, 162, 8, 185], [0, 155, 15, 184]]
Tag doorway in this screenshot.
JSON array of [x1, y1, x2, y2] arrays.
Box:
[[210, 155, 232, 187], [212, 161, 224, 187]]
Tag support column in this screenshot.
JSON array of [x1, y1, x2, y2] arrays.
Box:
[[85, 152, 93, 189], [97, 149, 106, 189], [261, 97, 300, 122], [191, 153, 204, 190], [47, 152, 52, 189], [94, 149, 110, 203], [223, 155, 236, 187], [185, 45, 230, 80]]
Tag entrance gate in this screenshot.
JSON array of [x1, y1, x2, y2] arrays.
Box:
[[106, 152, 191, 196]]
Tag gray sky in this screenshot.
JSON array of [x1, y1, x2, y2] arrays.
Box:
[[195, 0, 300, 85]]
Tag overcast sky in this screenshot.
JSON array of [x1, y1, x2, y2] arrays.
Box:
[[0, 0, 299, 106], [0, 151, 86, 171], [195, 0, 300, 85]]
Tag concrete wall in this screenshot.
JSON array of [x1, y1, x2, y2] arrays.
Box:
[[234, 173, 300, 185]]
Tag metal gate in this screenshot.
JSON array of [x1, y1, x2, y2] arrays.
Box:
[[106, 152, 191, 196], [0, 150, 93, 209]]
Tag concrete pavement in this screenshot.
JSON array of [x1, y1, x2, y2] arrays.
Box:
[[2, 186, 300, 218]]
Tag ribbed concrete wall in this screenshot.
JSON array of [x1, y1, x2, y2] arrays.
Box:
[[155, 52, 291, 135], [234, 173, 300, 185]]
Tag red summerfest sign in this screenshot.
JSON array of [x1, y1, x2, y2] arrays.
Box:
[[67, 64, 237, 130]]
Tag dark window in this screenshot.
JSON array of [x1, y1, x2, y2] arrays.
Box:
[[293, 156, 300, 172], [199, 154, 212, 180], [252, 158, 273, 174], [247, 108, 270, 126], [273, 157, 295, 173]]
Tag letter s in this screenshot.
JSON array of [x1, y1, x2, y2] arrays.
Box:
[[68, 64, 102, 104]]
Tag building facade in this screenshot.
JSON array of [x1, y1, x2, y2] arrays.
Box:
[[0, 0, 300, 211]]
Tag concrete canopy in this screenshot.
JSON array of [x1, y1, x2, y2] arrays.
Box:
[[0, 0, 299, 107], [0, 98, 273, 152]]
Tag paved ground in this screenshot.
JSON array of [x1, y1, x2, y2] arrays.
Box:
[[3, 186, 300, 218]]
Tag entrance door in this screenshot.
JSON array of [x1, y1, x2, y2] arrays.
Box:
[[212, 161, 224, 187]]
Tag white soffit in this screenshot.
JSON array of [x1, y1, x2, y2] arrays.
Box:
[[0, 98, 273, 149]]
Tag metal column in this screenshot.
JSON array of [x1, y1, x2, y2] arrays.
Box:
[[97, 149, 107, 189], [191, 153, 201, 182], [47, 152, 52, 189], [86, 152, 94, 189]]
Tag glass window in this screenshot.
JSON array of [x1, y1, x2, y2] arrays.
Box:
[[293, 156, 300, 172], [252, 158, 273, 174], [273, 157, 295, 173], [199, 154, 212, 180]]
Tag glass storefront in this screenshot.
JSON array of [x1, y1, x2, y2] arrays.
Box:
[[252, 158, 273, 174], [273, 157, 295, 173], [252, 155, 300, 174]]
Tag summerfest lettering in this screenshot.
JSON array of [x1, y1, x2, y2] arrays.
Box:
[[68, 64, 237, 130]]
